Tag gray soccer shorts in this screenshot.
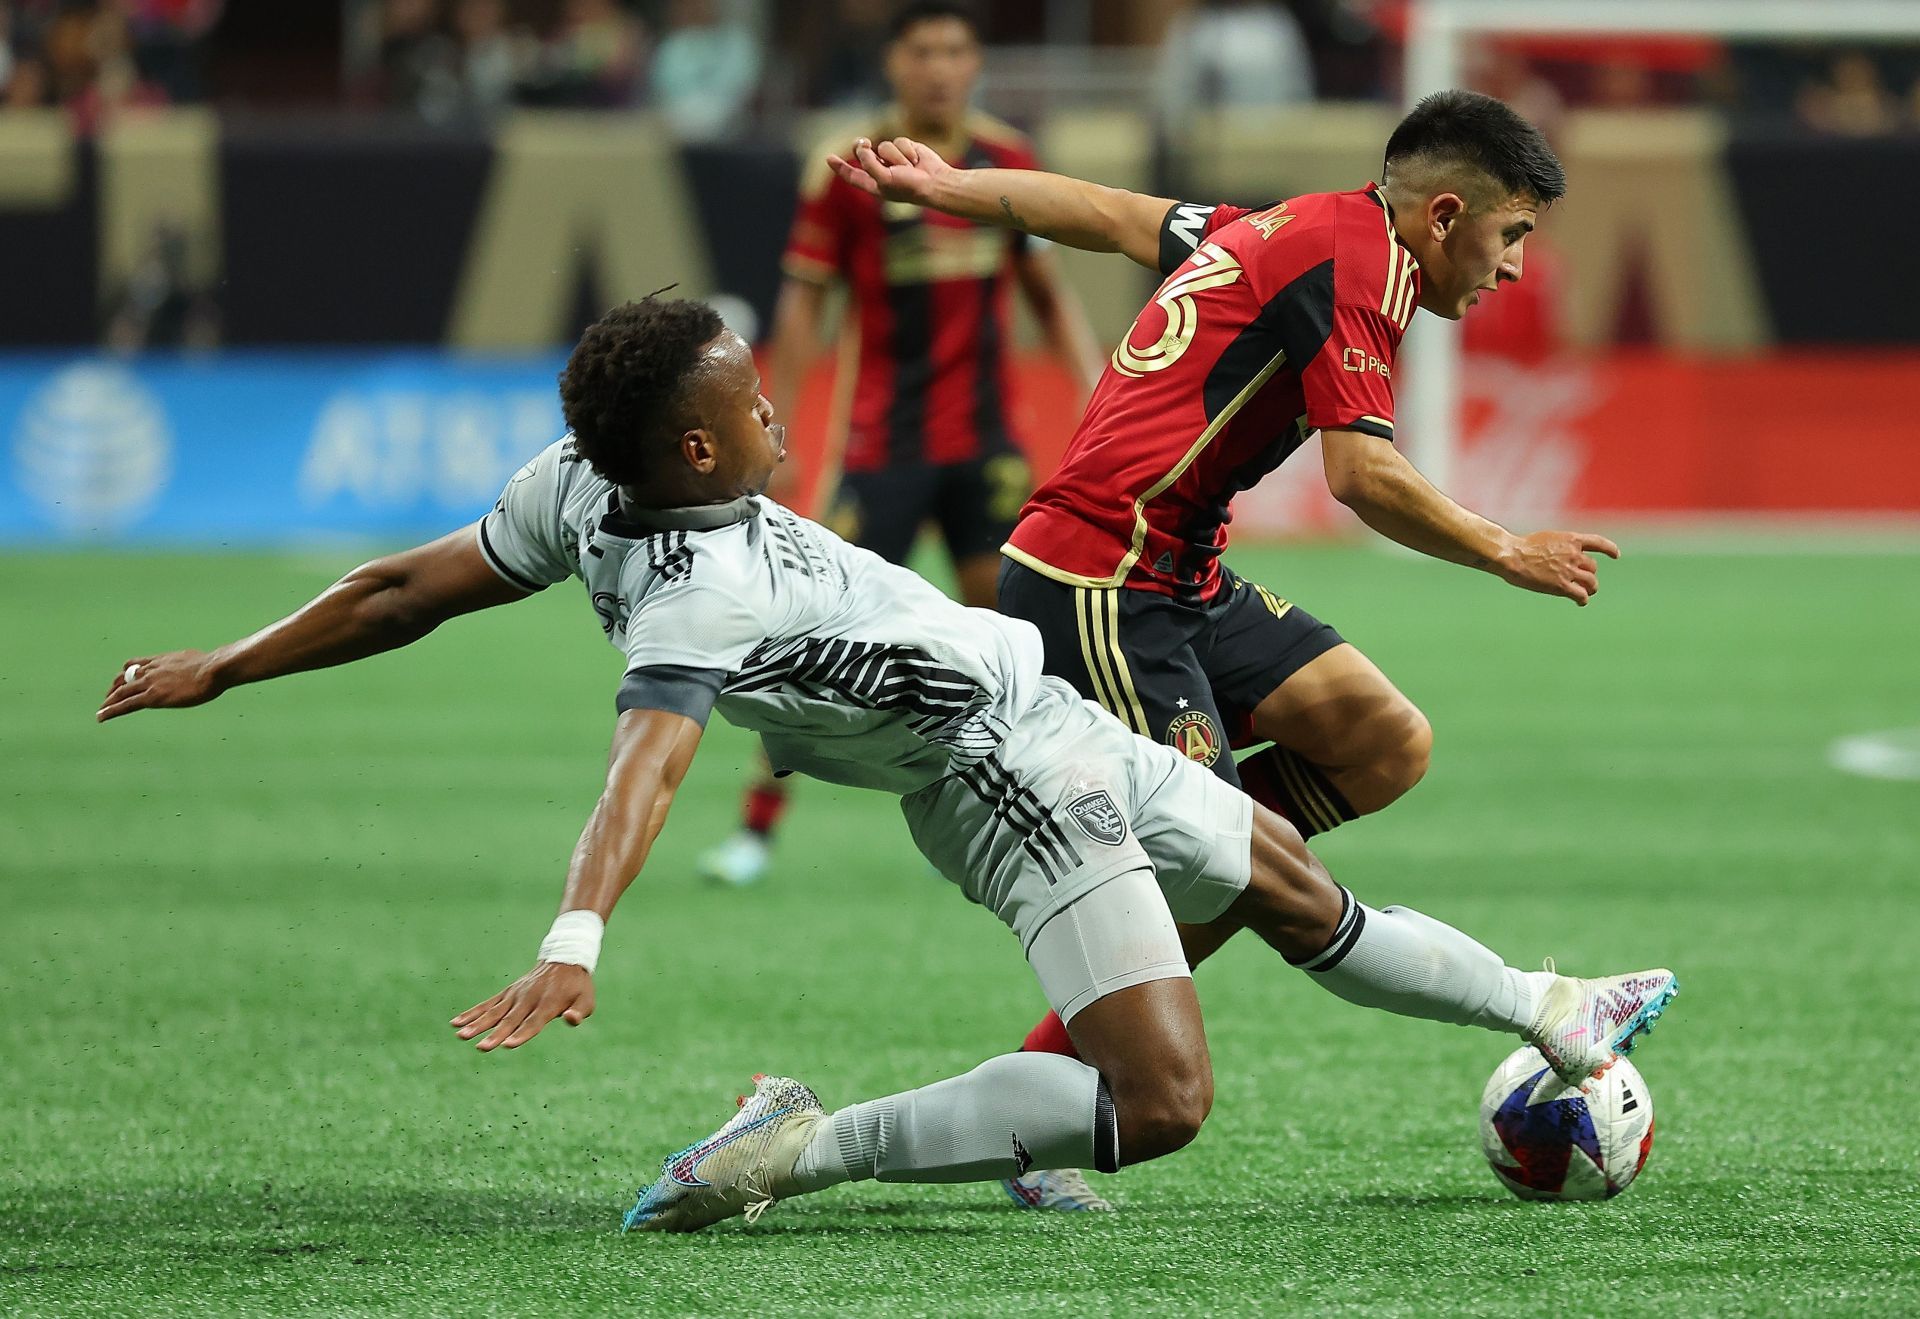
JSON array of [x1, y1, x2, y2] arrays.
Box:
[[901, 676, 1254, 1022]]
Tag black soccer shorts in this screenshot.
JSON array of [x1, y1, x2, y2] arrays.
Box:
[[997, 557, 1345, 788], [824, 451, 1032, 566]]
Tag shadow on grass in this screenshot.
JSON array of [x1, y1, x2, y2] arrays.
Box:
[[0, 1182, 1529, 1263], [0, 1183, 612, 1243], [0, 1184, 1052, 1259]]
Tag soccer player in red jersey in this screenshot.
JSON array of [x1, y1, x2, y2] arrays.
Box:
[[700, 1, 1102, 888], [834, 91, 1621, 1208]]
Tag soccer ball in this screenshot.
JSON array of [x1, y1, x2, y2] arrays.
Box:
[[1479, 1046, 1654, 1201]]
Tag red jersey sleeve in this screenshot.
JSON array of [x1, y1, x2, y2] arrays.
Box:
[[1155, 200, 1259, 276], [1300, 303, 1400, 441], [782, 167, 854, 285]]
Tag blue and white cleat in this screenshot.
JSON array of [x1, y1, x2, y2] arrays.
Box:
[[623, 1074, 825, 1233], [1525, 964, 1679, 1089], [1000, 1168, 1114, 1212]]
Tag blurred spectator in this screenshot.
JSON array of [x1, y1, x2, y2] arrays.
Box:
[[1, 6, 47, 107], [40, 1, 170, 131], [373, 0, 459, 120], [120, 0, 223, 103], [448, 0, 525, 123], [1298, 0, 1388, 100], [812, 0, 890, 107], [1156, 0, 1315, 126], [1797, 51, 1901, 136], [651, 0, 760, 140], [518, 0, 645, 108]]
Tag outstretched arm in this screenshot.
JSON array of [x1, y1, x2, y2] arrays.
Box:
[[450, 707, 705, 1051], [829, 136, 1177, 272], [97, 524, 530, 721], [1321, 428, 1620, 605]]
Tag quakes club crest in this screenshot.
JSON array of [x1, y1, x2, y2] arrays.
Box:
[[1167, 710, 1222, 766], [1066, 791, 1126, 846]]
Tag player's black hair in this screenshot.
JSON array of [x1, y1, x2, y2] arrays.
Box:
[[888, 0, 980, 43], [559, 294, 727, 488], [1383, 90, 1566, 206]]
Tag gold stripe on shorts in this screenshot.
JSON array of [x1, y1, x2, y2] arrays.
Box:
[[1075, 587, 1150, 736]]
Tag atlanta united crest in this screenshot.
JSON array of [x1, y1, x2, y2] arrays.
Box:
[[1066, 790, 1126, 846], [1167, 710, 1222, 766]]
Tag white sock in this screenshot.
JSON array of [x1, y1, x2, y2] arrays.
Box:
[[1294, 888, 1551, 1034], [791, 1052, 1116, 1191]]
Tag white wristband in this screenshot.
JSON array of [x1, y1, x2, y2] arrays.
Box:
[[538, 909, 605, 974]]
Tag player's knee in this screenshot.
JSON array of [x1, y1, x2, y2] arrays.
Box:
[[1112, 1052, 1214, 1162], [1375, 701, 1432, 800]]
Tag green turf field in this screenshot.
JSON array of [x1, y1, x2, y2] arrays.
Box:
[[4, 542, 1918, 1316]]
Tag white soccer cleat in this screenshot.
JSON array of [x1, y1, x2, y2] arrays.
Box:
[[698, 831, 770, 887], [622, 1074, 825, 1233], [1000, 1168, 1114, 1212], [1525, 964, 1679, 1088]]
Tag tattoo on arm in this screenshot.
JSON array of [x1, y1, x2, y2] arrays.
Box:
[[999, 195, 1027, 228]]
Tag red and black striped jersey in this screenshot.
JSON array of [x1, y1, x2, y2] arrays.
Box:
[[782, 114, 1039, 473], [1004, 184, 1419, 599]]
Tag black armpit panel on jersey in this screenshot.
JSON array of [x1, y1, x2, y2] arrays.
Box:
[[615, 663, 728, 724]]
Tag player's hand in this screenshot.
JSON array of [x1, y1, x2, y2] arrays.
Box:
[[1494, 531, 1621, 606], [828, 136, 953, 207], [450, 962, 595, 1052], [97, 650, 225, 722]]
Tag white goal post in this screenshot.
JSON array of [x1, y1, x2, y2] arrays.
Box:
[[1399, 0, 1920, 496]]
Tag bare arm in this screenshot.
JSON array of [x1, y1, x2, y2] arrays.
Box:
[[555, 708, 704, 922], [1321, 428, 1620, 605], [829, 136, 1176, 272], [97, 525, 531, 721], [452, 707, 705, 1051], [1012, 245, 1105, 398]]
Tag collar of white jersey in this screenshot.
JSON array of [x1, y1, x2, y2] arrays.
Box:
[[605, 492, 759, 536]]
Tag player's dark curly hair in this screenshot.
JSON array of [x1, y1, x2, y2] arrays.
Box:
[[888, 0, 979, 42], [559, 295, 726, 487], [1384, 90, 1566, 206]]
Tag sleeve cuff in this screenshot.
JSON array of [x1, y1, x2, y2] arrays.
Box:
[[476, 518, 547, 593], [616, 664, 728, 724], [1324, 414, 1395, 442]]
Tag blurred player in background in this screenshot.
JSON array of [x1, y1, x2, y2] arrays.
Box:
[[834, 91, 1622, 1209], [698, 0, 1104, 889]]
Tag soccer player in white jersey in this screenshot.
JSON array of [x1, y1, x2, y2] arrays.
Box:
[[98, 297, 1678, 1232]]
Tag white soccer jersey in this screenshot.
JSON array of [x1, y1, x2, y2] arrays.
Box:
[[477, 438, 1045, 794]]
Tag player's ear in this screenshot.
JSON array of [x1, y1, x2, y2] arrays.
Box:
[[1429, 192, 1467, 241], [678, 428, 720, 475]]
